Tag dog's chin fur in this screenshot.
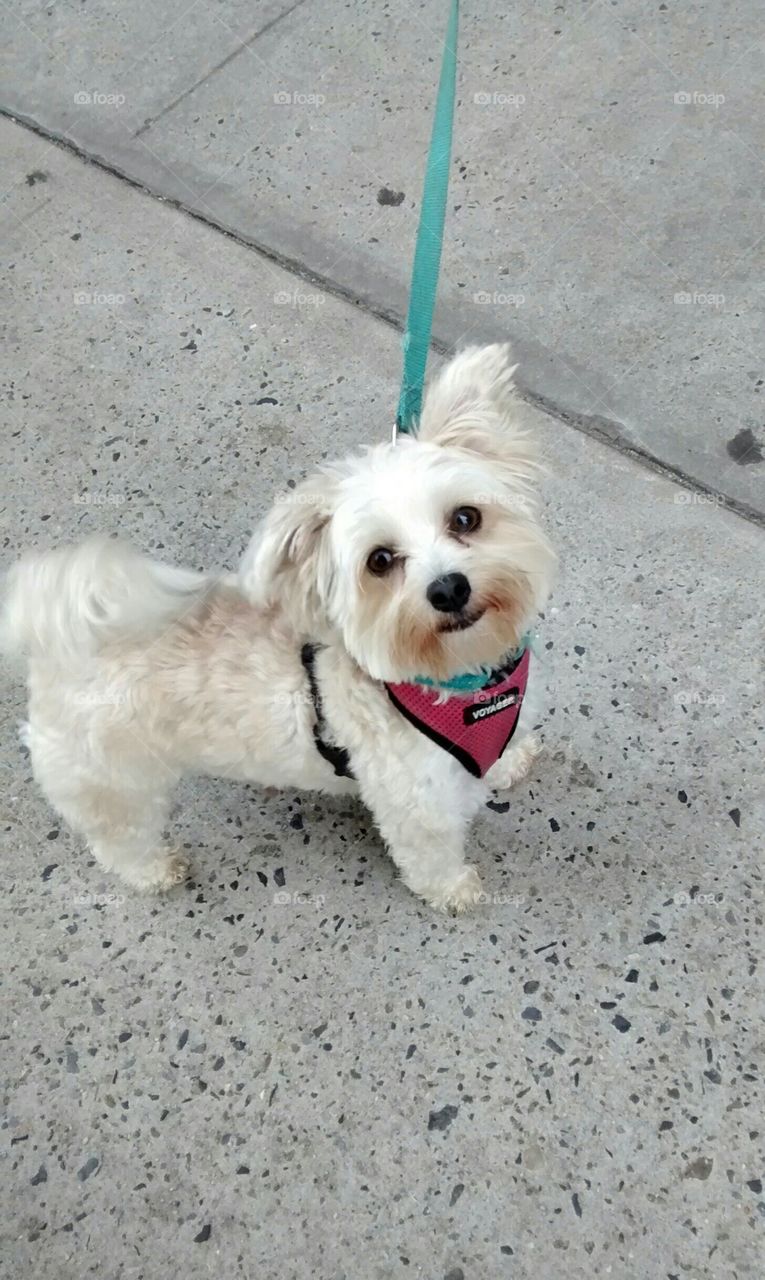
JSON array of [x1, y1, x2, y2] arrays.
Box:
[[3, 344, 556, 911]]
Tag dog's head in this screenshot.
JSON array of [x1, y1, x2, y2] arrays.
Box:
[[240, 345, 556, 681]]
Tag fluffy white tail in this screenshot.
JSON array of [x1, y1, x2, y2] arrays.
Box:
[[1, 537, 210, 663]]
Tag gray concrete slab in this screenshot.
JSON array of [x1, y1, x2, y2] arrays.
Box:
[[2, 119, 764, 1280], [2, 0, 764, 518], [2, 0, 303, 143]]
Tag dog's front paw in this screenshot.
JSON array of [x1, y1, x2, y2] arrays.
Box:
[[125, 848, 190, 894], [428, 865, 483, 915], [486, 733, 542, 791]]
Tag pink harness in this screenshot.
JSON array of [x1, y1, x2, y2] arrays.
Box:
[[385, 648, 530, 778]]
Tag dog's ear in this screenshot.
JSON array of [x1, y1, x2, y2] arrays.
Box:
[[240, 472, 338, 630], [417, 344, 538, 483]]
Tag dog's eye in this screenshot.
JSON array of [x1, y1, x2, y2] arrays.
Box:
[[449, 506, 482, 535], [367, 547, 396, 576]]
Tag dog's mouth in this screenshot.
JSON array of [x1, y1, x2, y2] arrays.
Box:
[[437, 606, 486, 634]]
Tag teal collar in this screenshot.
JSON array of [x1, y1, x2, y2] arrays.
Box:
[[413, 634, 532, 694]]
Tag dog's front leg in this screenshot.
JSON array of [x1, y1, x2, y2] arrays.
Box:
[[485, 733, 542, 790], [356, 759, 483, 913]]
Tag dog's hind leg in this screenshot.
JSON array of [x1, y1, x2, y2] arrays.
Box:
[[59, 779, 186, 893], [81, 783, 188, 893], [29, 729, 187, 892]]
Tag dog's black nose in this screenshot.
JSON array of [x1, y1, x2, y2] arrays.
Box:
[[426, 572, 472, 613]]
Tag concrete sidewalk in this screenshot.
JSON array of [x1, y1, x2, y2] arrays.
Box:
[[2, 116, 764, 1279], [2, 0, 764, 521]]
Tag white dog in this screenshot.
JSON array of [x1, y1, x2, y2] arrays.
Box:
[[2, 346, 555, 911]]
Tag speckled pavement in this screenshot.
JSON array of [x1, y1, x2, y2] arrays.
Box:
[[2, 117, 764, 1280]]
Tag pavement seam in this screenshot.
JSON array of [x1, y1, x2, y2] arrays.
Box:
[[132, 0, 312, 138], [3, 106, 763, 533]]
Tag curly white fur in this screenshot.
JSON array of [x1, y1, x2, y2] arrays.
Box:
[[3, 345, 555, 911]]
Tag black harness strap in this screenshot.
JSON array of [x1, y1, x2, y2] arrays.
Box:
[[300, 644, 355, 780]]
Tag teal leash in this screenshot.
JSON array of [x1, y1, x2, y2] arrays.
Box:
[[391, 1, 531, 694], [395, 0, 459, 437]]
